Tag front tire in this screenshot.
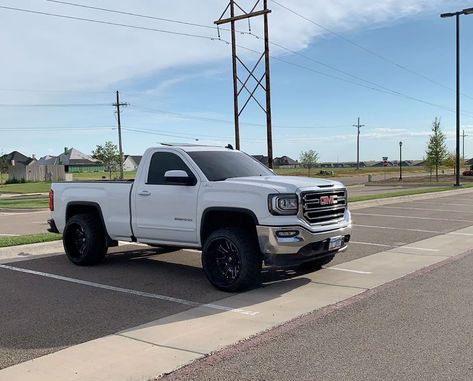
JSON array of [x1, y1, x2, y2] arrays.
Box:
[[202, 227, 262, 292], [63, 214, 108, 266]]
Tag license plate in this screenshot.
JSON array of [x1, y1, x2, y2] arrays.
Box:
[[328, 236, 344, 251]]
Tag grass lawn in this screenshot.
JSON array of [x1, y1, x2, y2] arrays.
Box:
[[349, 183, 473, 202], [0, 233, 61, 248], [275, 166, 444, 178], [72, 171, 136, 180], [0, 197, 49, 209], [0, 182, 51, 194]]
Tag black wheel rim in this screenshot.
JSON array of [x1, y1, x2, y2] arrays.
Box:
[[206, 238, 242, 285], [67, 223, 87, 259]]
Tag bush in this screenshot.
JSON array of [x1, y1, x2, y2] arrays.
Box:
[[462, 170, 473, 176], [5, 178, 27, 184]]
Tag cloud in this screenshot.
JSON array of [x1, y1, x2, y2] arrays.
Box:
[[0, 0, 455, 95]]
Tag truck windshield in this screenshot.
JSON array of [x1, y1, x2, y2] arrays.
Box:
[[188, 151, 274, 181]]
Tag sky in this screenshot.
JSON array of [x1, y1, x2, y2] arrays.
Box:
[[1, 0, 473, 162]]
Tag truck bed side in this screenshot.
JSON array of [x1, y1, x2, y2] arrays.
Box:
[[51, 181, 133, 240]]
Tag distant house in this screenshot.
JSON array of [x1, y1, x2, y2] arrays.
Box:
[[56, 147, 103, 173], [123, 155, 142, 172], [372, 161, 393, 167], [273, 156, 298, 169], [3, 151, 63, 182], [252, 155, 269, 167], [1, 151, 34, 167]]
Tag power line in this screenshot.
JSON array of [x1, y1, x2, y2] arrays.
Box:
[[132, 105, 345, 129], [47, 0, 470, 113], [47, 0, 217, 31], [0, 5, 221, 41], [0, 103, 110, 107], [271, 0, 473, 100], [3, 4, 472, 118]]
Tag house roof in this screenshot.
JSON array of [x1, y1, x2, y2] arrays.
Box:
[[1, 151, 33, 166], [252, 155, 269, 166], [36, 155, 61, 165], [58, 148, 98, 166], [126, 155, 142, 165], [274, 156, 298, 165]]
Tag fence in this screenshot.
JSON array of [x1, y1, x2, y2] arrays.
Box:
[[8, 164, 65, 182]]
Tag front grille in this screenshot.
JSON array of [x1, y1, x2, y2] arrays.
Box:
[[301, 189, 347, 225]]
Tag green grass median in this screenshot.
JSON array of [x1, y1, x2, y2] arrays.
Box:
[[0, 197, 49, 209], [0, 233, 61, 248], [349, 183, 473, 202]]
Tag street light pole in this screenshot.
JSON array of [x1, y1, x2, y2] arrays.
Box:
[[440, 7, 473, 186], [399, 141, 403, 181]]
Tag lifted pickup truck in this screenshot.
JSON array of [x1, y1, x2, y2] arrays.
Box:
[[49, 145, 351, 291]]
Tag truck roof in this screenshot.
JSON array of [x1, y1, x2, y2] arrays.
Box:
[[158, 144, 235, 152]]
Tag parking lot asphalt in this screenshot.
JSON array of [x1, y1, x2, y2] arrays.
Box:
[[1, 191, 473, 373], [166, 247, 473, 381]]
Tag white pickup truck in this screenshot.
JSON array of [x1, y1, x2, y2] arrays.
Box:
[[48, 145, 351, 291]]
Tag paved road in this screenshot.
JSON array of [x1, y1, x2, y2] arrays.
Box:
[[167, 251, 473, 381], [1, 191, 473, 371], [0, 210, 50, 236]]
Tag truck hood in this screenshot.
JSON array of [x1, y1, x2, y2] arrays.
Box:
[[224, 176, 344, 193]]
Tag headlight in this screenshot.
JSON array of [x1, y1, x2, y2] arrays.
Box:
[[268, 194, 299, 215]]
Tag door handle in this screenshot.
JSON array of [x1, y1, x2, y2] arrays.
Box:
[[138, 190, 151, 196]]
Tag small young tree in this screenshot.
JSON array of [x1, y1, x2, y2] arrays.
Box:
[[299, 150, 319, 177], [92, 141, 121, 180], [444, 151, 456, 176], [0, 154, 8, 184], [425, 117, 447, 182]]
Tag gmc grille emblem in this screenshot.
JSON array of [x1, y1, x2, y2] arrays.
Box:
[[320, 195, 336, 206]]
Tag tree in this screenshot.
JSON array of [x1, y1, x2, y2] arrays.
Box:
[[299, 150, 319, 177], [0, 154, 8, 184], [92, 141, 120, 180], [444, 151, 456, 176], [425, 117, 447, 182]]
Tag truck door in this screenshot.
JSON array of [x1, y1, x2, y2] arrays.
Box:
[[132, 151, 199, 244]]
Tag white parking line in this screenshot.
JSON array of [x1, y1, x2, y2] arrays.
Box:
[[410, 201, 473, 207], [0, 264, 259, 316], [353, 212, 473, 223], [376, 205, 473, 214], [354, 224, 441, 234], [325, 267, 372, 274], [0, 233, 18, 236], [351, 240, 440, 252]]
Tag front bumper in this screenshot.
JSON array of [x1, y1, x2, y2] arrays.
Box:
[[256, 224, 351, 266]]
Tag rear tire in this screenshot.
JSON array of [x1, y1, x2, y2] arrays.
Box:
[[202, 227, 262, 292], [63, 214, 108, 266]]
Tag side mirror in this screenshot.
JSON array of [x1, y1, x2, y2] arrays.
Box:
[[164, 170, 195, 186]]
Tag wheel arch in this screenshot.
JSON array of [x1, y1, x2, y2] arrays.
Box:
[[65, 201, 116, 246], [200, 207, 259, 245]]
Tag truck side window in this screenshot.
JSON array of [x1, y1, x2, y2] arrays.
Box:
[[147, 152, 195, 185]]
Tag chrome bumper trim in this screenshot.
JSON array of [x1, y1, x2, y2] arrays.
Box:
[[256, 224, 352, 256]]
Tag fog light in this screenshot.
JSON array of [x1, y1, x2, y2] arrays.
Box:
[[276, 230, 299, 238]]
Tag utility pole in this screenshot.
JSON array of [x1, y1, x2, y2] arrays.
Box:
[[113, 91, 128, 180], [462, 129, 468, 164], [215, 0, 273, 168], [399, 141, 403, 181], [353, 117, 365, 170]]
